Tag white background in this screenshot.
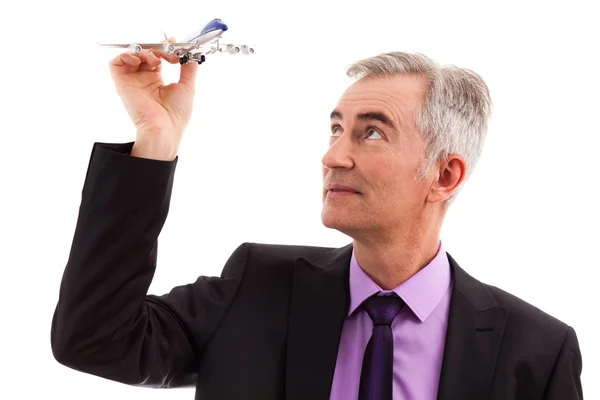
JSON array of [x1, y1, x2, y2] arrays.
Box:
[[1, 0, 598, 398]]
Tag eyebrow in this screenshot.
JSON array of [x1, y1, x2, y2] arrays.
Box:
[[330, 109, 397, 130]]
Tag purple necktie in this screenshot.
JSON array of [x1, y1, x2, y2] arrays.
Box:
[[358, 293, 405, 400]]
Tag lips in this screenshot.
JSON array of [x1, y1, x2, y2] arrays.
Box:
[[326, 184, 360, 194]]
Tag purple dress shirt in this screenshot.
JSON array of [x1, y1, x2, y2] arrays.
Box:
[[329, 241, 453, 400]]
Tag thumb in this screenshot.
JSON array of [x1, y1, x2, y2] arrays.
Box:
[[179, 61, 198, 90]]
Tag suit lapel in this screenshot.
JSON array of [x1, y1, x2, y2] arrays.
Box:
[[285, 243, 353, 400], [437, 253, 507, 400], [284, 245, 507, 400]]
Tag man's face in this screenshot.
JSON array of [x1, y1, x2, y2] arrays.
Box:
[[321, 74, 435, 238]]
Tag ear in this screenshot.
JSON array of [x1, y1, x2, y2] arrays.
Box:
[[427, 155, 467, 204]]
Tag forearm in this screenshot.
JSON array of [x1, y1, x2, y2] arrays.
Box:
[[50, 142, 195, 387]]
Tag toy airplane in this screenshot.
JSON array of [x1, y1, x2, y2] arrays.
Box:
[[97, 18, 254, 65]]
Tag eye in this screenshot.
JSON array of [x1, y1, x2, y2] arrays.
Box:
[[366, 128, 383, 139], [331, 125, 342, 136]]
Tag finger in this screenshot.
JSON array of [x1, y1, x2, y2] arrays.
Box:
[[151, 48, 179, 64], [179, 61, 198, 89], [109, 52, 142, 75], [138, 49, 162, 72], [110, 52, 141, 68], [168, 37, 176, 42]]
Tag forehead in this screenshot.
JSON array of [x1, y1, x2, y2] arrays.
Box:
[[333, 74, 427, 123]]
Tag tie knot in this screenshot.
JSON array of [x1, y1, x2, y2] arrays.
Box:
[[361, 294, 405, 326]]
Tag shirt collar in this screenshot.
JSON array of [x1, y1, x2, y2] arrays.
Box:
[[348, 240, 451, 322]]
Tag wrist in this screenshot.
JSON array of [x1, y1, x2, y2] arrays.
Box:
[[130, 137, 179, 161]]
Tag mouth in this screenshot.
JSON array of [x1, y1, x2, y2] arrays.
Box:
[[327, 189, 360, 196], [326, 184, 361, 194]]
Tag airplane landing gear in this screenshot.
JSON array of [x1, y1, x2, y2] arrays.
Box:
[[179, 53, 206, 65]]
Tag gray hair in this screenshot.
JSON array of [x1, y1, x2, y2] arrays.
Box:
[[346, 52, 493, 206]]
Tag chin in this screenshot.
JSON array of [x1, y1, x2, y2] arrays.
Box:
[[321, 212, 337, 229], [321, 212, 352, 231]]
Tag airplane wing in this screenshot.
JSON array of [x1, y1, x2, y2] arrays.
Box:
[[96, 41, 201, 54], [97, 40, 255, 65]]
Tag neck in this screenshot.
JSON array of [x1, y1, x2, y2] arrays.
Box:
[[351, 219, 442, 290]]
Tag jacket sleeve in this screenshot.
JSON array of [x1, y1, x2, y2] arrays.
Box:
[[542, 325, 584, 399], [50, 142, 248, 388]]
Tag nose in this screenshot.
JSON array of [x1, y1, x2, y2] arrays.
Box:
[[321, 135, 355, 170]]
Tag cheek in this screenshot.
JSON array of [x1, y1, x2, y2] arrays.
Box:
[[370, 161, 424, 203], [360, 146, 421, 192], [370, 164, 409, 195]]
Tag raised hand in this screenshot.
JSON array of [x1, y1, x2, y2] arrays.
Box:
[[108, 38, 199, 160]]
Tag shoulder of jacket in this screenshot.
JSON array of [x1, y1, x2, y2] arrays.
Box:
[[485, 283, 570, 338], [243, 241, 336, 264]]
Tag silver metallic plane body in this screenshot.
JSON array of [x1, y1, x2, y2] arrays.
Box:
[[97, 18, 254, 65]]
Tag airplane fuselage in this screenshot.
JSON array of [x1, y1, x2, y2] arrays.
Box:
[[192, 30, 223, 46], [182, 18, 228, 45]]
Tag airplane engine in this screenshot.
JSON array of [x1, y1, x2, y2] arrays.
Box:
[[227, 45, 240, 54], [241, 45, 254, 55], [162, 42, 175, 54], [128, 43, 142, 54]]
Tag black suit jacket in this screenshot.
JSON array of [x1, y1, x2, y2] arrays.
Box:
[[51, 142, 584, 399]]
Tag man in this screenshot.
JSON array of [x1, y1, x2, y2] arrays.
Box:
[[50, 40, 583, 399]]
